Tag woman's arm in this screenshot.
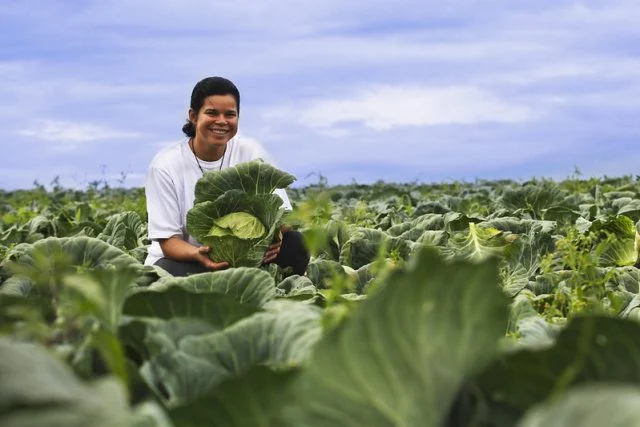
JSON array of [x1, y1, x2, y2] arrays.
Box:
[[159, 236, 229, 270]]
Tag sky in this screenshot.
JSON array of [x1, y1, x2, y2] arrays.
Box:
[[1, 0, 639, 191]]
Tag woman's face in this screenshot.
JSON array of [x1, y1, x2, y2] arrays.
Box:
[[189, 94, 239, 147]]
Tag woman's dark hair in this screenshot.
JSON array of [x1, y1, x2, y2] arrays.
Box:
[[182, 76, 241, 138]]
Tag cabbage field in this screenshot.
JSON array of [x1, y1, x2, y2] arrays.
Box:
[[3, 173, 640, 427]]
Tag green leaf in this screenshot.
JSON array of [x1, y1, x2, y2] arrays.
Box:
[[612, 197, 640, 222], [193, 159, 296, 204], [144, 267, 276, 307], [517, 384, 640, 427], [480, 217, 557, 236], [306, 259, 348, 289], [124, 287, 259, 327], [499, 181, 567, 219], [63, 265, 139, 333], [283, 247, 509, 426], [169, 367, 297, 427], [123, 267, 276, 330], [0, 338, 132, 427], [276, 275, 317, 299], [339, 227, 413, 269], [142, 301, 322, 407], [97, 211, 147, 252], [130, 401, 175, 427], [1, 236, 143, 297], [501, 226, 554, 297], [473, 316, 640, 426], [590, 216, 638, 267], [441, 223, 508, 263], [506, 291, 559, 350]]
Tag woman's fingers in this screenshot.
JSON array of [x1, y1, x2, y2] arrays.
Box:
[[201, 256, 229, 270], [263, 252, 278, 263], [262, 241, 281, 263], [207, 260, 229, 270], [194, 246, 229, 270]]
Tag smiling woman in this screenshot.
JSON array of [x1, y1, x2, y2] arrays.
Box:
[[143, 76, 310, 277]]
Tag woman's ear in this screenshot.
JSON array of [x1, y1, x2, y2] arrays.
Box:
[[188, 108, 196, 124]]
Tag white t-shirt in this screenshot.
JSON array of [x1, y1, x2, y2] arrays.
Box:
[[144, 136, 293, 266]]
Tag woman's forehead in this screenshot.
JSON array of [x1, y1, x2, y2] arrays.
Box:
[[202, 94, 237, 110]]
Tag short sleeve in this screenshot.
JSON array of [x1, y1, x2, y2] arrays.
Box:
[[274, 188, 293, 211], [145, 165, 183, 240]]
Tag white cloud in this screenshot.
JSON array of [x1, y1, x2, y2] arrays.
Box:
[[16, 120, 140, 150], [270, 85, 534, 131]]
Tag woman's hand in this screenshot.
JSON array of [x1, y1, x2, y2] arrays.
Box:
[[159, 236, 228, 270], [262, 225, 291, 264], [195, 245, 229, 270], [262, 240, 282, 264]]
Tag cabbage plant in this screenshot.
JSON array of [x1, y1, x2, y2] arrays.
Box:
[[186, 160, 296, 267]]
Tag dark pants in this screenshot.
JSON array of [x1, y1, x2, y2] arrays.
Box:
[[154, 230, 310, 277]]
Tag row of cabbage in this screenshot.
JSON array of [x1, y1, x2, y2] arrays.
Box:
[[2, 173, 640, 426]]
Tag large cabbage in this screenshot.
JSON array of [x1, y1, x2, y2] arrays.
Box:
[[186, 160, 296, 267]]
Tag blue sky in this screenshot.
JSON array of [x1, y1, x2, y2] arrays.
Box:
[[1, 0, 639, 190]]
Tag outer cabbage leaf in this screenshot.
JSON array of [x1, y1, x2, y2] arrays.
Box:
[[120, 267, 278, 368], [480, 217, 557, 236], [140, 300, 322, 406], [275, 275, 317, 299], [499, 181, 567, 219], [612, 197, 640, 222], [0, 338, 132, 427], [305, 219, 351, 261], [124, 287, 260, 328], [187, 191, 285, 267], [306, 259, 349, 289], [339, 227, 413, 269], [124, 267, 276, 325], [440, 223, 509, 263], [590, 216, 638, 267], [505, 290, 559, 351], [150, 267, 276, 307], [517, 384, 640, 427], [283, 247, 509, 426], [97, 211, 147, 251], [169, 367, 296, 427], [388, 213, 444, 236], [0, 236, 143, 297], [193, 160, 296, 204], [469, 316, 640, 426], [501, 225, 555, 297]]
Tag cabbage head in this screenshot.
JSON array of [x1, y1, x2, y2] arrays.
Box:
[[207, 212, 266, 239], [186, 160, 296, 267]]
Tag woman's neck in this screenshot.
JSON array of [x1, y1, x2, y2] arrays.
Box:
[[191, 138, 226, 162]]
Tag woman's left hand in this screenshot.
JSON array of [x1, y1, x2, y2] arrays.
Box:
[[262, 240, 282, 264], [263, 225, 288, 264]]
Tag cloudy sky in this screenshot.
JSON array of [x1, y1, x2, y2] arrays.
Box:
[[1, 0, 639, 190]]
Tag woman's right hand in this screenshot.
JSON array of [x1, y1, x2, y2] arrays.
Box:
[[159, 236, 229, 270], [194, 245, 229, 270]]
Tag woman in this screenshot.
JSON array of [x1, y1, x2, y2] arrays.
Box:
[[144, 76, 309, 276]]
